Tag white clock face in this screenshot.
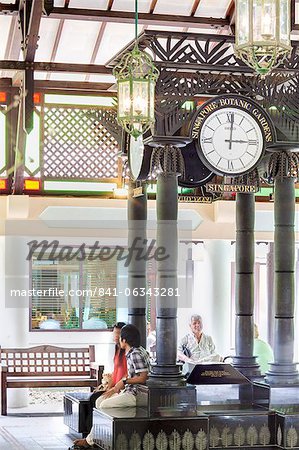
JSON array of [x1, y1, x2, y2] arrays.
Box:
[[129, 135, 144, 181], [199, 107, 264, 175]]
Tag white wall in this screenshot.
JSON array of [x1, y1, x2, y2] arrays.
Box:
[[177, 241, 232, 359]]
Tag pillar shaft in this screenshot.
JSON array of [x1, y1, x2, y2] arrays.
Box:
[[266, 242, 274, 347], [233, 193, 260, 376], [149, 172, 184, 385], [266, 177, 299, 384], [127, 181, 147, 348]]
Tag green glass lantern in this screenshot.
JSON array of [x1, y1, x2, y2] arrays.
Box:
[[235, 0, 292, 76], [113, 1, 159, 140]]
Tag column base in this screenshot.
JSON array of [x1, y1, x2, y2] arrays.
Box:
[[147, 363, 185, 387], [232, 356, 261, 377], [137, 384, 197, 417], [265, 363, 299, 385]]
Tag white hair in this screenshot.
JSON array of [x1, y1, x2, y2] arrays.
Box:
[[190, 314, 202, 323]]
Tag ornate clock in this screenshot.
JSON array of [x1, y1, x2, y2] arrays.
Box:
[[190, 95, 276, 176]]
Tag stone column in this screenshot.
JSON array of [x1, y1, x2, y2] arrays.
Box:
[[233, 193, 260, 376], [127, 181, 147, 348], [143, 138, 196, 415], [266, 242, 274, 347], [150, 172, 183, 383], [265, 177, 299, 384]]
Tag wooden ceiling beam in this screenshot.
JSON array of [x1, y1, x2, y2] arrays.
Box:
[[0, 2, 225, 29], [0, 5, 228, 28], [149, 0, 158, 14], [190, 0, 201, 18], [17, 0, 43, 134], [107, 0, 114, 11], [22, 0, 43, 62], [48, 8, 229, 28], [0, 3, 18, 12], [0, 3, 238, 29], [0, 60, 113, 74], [34, 80, 115, 91], [226, 0, 235, 24], [2, 78, 116, 96]]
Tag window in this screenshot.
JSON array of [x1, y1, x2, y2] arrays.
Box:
[[30, 245, 117, 331]]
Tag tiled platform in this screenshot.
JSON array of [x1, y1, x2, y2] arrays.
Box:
[[0, 416, 74, 450]]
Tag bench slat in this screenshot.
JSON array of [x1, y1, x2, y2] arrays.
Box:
[[7, 379, 98, 388]]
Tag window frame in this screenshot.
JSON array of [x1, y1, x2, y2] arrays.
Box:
[[29, 243, 118, 332]]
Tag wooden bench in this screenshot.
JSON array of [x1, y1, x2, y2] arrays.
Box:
[[0, 344, 104, 416]]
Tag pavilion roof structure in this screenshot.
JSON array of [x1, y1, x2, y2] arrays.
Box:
[[0, 0, 297, 94]]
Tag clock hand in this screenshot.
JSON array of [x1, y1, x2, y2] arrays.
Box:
[[225, 139, 248, 144], [228, 113, 234, 150]]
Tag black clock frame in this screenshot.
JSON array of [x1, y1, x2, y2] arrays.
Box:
[[189, 94, 277, 176]]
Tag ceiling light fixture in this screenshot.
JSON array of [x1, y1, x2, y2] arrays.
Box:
[[235, 0, 292, 76], [113, 0, 159, 139]]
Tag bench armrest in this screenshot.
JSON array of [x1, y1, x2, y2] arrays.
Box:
[[90, 363, 104, 385]]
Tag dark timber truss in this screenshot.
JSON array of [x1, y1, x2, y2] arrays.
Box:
[[0, 3, 299, 193], [110, 30, 299, 143]]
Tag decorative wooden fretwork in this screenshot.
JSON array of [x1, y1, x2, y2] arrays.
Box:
[[269, 151, 299, 179], [42, 105, 121, 180], [149, 33, 242, 72], [136, 31, 299, 74], [155, 69, 299, 140], [150, 145, 185, 177], [113, 31, 299, 142]]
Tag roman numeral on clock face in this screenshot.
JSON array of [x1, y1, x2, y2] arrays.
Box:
[[249, 140, 257, 145], [227, 113, 234, 123], [203, 137, 212, 143], [228, 160, 234, 170]]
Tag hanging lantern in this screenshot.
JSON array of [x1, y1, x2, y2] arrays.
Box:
[[235, 0, 292, 76], [113, 44, 159, 140], [113, 0, 159, 140]]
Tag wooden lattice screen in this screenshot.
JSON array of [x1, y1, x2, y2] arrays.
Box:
[[42, 105, 120, 181]]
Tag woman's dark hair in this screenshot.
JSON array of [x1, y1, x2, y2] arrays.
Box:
[[120, 324, 140, 348], [113, 322, 126, 359], [113, 322, 126, 330]]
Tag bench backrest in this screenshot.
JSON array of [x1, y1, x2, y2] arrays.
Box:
[[0, 344, 95, 377]]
